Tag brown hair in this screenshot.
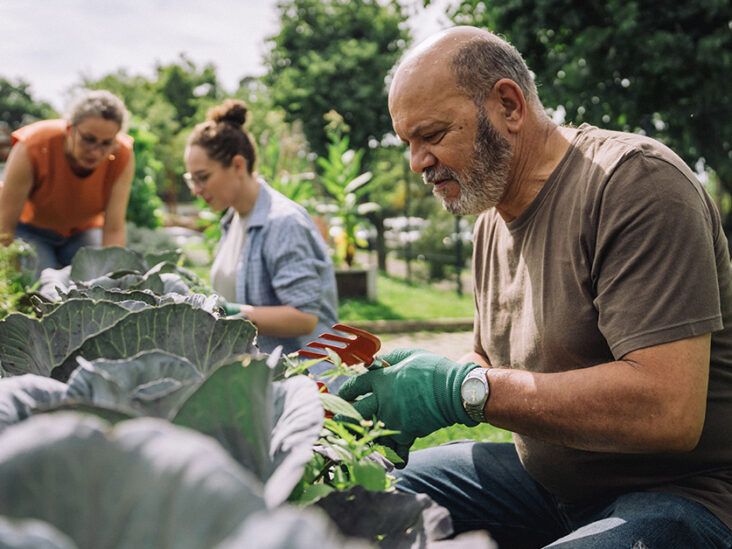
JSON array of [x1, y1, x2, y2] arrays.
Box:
[[187, 99, 257, 173]]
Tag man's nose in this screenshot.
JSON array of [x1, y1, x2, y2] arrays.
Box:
[[409, 143, 437, 174]]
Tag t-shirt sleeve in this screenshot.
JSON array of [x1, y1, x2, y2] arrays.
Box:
[[592, 152, 723, 358], [262, 214, 331, 316]]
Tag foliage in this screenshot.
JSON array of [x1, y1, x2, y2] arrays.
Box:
[[317, 115, 380, 267], [0, 77, 56, 130], [409, 211, 473, 282], [237, 80, 317, 206], [448, 0, 732, 188], [126, 125, 165, 228], [0, 240, 36, 319], [413, 422, 512, 451], [83, 55, 225, 203], [264, 0, 409, 159], [339, 273, 474, 321], [124, 222, 179, 258], [0, 245, 495, 548]]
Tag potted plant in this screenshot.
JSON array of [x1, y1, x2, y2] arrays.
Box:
[[317, 112, 379, 300]]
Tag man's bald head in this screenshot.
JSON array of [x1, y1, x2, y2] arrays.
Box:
[[390, 26, 541, 111]]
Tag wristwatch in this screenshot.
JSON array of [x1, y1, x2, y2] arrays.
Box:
[[460, 367, 490, 423]]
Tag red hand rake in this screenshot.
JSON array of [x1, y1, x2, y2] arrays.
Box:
[[298, 323, 382, 366]]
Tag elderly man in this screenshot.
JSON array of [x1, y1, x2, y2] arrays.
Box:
[[338, 26, 732, 548]]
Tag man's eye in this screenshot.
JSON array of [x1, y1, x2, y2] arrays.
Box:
[[425, 131, 446, 143]]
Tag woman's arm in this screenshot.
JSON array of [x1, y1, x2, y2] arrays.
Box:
[[0, 143, 34, 245], [234, 303, 318, 337], [101, 151, 135, 247]]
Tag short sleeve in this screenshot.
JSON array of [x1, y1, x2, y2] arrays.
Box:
[[592, 153, 723, 358]]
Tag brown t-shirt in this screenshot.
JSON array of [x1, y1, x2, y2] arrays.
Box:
[[473, 124, 732, 529]]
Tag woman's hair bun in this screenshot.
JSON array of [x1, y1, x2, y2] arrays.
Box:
[[207, 99, 248, 127]]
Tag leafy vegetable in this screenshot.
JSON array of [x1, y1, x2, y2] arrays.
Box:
[[0, 375, 67, 434], [65, 352, 203, 418], [55, 303, 256, 380], [0, 413, 265, 549], [0, 300, 131, 377]]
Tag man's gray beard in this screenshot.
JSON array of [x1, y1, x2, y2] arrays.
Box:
[[424, 110, 512, 215]]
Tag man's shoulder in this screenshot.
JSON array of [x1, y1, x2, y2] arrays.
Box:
[[575, 124, 690, 176]]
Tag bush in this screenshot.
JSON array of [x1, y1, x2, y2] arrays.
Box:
[[407, 211, 473, 282], [125, 222, 178, 257], [0, 240, 36, 319], [126, 125, 165, 229]]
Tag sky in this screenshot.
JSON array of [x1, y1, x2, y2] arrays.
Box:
[[0, 0, 455, 112]]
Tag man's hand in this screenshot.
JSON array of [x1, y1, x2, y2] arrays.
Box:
[[337, 348, 479, 464]]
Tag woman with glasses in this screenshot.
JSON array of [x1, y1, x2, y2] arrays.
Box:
[[0, 89, 134, 276], [185, 99, 338, 356]]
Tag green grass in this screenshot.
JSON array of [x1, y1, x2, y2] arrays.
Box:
[[339, 274, 474, 321], [413, 423, 512, 450]]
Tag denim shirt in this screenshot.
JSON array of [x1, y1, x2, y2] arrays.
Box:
[[219, 179, 338, 354]]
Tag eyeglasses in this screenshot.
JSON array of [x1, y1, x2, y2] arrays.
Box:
[[74, 127, 116, 152], [183, 171, 211, 192]]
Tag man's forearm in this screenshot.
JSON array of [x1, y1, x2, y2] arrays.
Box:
[[484, 342, 708, 454]]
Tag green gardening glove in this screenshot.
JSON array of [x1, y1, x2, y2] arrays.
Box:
[[337, 348, 479, 465], [222, 302, 243, 316]]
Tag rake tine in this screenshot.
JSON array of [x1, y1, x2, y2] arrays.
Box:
[[320, 332, 355, 344], [297, 323, 384, 367], [298, 349, 329, 360]]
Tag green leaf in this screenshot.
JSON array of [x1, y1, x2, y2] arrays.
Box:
[[143, 249, 182, 267], [0, 300, 131, 377], [0, 375, 68, 434], [174, 360, 273, 483], [65, 352, 203, 419], [0, 413, 265, 549], [175, 359, 324, 507], [290, 483, 335, 506], [65, 287, 159, 307], [70, 247, 146, 282], [343, 171, 373, 194], [0, 516, 77, 549], [55, 303, 256, 381], [350, 461, 388, 492], [320, 392, 363, 420]]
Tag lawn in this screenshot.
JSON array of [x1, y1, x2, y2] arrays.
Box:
[[414, 422, 513, 450], [339, 274, 474, 321]]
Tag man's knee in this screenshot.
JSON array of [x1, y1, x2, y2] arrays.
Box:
[[550, 493, 730, 548]]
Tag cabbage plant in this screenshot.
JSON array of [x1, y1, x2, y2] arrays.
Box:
[[0, 246, 497, 548]]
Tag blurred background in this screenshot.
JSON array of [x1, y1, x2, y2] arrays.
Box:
[[1, 0, 730, 314]]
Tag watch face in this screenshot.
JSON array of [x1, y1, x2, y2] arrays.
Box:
[[461, 377, 487, 405]]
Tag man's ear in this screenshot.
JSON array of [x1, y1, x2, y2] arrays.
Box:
[[493, 78, 526, 133]]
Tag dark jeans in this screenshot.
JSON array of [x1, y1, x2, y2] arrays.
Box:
[[395, 442, 732, 548], [15, 222, 101, 278]]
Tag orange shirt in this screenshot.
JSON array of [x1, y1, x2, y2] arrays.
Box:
[[11, 120, 133, 237]]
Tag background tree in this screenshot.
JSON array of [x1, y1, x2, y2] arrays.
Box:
[[83, 55, 226, 208], [263, 0, 410, 160], [0, 77, 56, 130], [448, 0, 732, 217]]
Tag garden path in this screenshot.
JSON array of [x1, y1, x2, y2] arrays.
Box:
[[380, 330, 474, 361]]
